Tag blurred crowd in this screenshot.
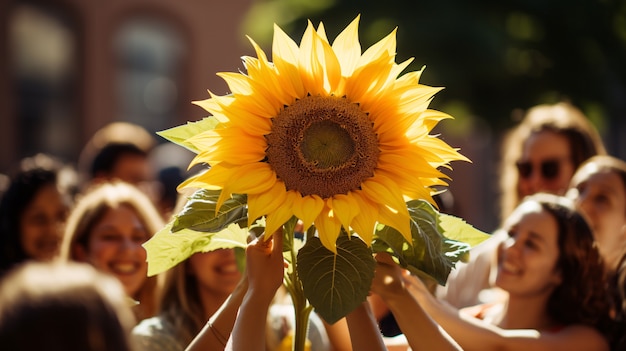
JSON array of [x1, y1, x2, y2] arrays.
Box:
[[0, 101, 625, 351]]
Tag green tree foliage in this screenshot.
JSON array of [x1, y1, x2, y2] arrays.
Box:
[[243, 0, 626, 139]]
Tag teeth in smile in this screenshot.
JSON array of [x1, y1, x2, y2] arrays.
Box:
[[219, 264, 238, 273], [112, 263, 137, 274], [502, 261, 520, 274]]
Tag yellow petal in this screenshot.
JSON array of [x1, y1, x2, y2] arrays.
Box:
[[418, 136, 470, 164], [332, 16, 361, 77], [346, 54, 393, 103], [217, 72, 278, 117], [265, 191, 298, 237], [315, 29, 342, 93], [387, 58, 414, 85], [378, 147, 447, 179], [245, 38, 295, 107], [176, 170, 221, 191], [227, 162, 277, 195], [187, 129, 266, 165], [247, 181, 287, 227], [419, 109, 453, 133], [293, 194, 324, 232], [378, 203, 412, 244], [361, 175, 407, 216], [358, 27, 397, 69], [328, 194, 359, 232], [272, 24, 306, 98], [349, 191, 378, 245], [218, 100, 273, 135], [316, 206, 342, 253], [299, 21, 325, 95]]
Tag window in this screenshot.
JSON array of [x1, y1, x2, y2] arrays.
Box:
[[9, 3, 79, 161], [114, 17, 186, 135]]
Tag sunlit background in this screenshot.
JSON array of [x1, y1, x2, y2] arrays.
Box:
[[1, 0, 624, 232]]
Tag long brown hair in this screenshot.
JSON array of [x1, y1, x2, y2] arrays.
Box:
[[525, 194, 611, 328], [498, 102, 605, 225], [156, 259, 207, 346], [610, 254, 626, 350], [60, 181, 164, 321]]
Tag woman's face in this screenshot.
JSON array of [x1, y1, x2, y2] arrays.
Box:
[[517, 131, 575, 199], [496, 201, 562, 297], [189, 249, 241, 298], [569, 165, 626, 266], [76, 205, 150, 296], [19, 184, 67, 261]]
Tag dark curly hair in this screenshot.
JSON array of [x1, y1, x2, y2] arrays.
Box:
[[0, 154, 71, 275], [527, 194, 612, 329], [0, 159, 59, 274], [606, 253, 626, 350]]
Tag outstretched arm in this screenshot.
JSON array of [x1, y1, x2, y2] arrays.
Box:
[[185, 276, 248, 351], [371, 253, 462, 351], [344, 301, 388, 351], [226, 229, 285, 351], [375, 253, 609, 351]]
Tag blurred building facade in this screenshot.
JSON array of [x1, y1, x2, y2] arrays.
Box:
[[0, 0, 254, 172]]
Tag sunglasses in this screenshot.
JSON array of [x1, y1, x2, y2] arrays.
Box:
[[516, 158, 566, 180]]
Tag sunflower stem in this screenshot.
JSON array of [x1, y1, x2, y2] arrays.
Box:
[[284, 224, 312, 351]]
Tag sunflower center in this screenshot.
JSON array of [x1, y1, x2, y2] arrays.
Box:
[[266, 95, 379, 198], [301, 120, 354, 169]]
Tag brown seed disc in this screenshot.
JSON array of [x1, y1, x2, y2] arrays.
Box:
[[265, 95, 379, 198]]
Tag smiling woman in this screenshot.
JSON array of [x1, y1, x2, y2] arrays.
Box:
[[131, 248, 246, 351], [0, 154, 73, 277], [59, 181, 164, 322], [373, 193, 613, 351], [131, 187, 247, 351], [568, 155, 626, 271]]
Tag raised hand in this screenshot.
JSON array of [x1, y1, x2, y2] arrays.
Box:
[[245, 228, 285, 302]]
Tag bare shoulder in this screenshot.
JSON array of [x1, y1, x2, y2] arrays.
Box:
[[550, 325, 609, 351], [496, 324, 609, 351]]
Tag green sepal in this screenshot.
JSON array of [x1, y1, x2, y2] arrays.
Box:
[[144, 221, 248, 276], [297, 235, 375, 324], [172, 189, 248, 233], [372, 199, 488, 285], [157, 116, 220, 154]]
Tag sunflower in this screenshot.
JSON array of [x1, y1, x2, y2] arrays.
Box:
[[179, 16, 468, 252]]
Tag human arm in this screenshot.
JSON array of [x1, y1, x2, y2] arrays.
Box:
[[184, 276, 248, 351], [321, 317, 353, 351], [225, 229, 285, 351], [402, 264, 609, 351], [344, 301, 388, 351], [371, 253, 462, 351], [319, 291, 388, 351]]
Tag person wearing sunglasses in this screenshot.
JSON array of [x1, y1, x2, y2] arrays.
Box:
[[502, 102, 606, 222], [438, 101, 606, 309]]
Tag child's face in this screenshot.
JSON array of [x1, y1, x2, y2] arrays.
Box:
[[569, 165, 626, 266]]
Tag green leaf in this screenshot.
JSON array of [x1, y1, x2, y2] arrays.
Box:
[[157, 117, 220, 154], [372, 199, 488, 285], [282, 217, 299, 254], [438, 213, 490, 248], [172, 189, 248, 233], [144, 221, 248, 276], [297, 236, 375, 324]]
